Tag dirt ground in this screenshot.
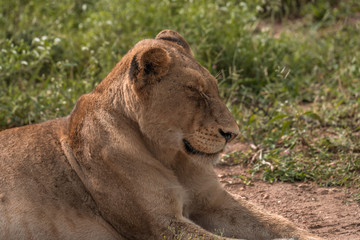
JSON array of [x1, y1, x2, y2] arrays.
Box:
[[215, 161, 360, 240]]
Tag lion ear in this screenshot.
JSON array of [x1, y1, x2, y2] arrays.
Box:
[[156, 29, 193, 56], [129, 47, 170, 93]]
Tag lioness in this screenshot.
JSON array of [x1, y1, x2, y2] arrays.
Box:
[[0, 30, 322, 240]]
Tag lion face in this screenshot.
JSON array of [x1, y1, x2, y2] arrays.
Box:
[[118, 30, 239, 161]]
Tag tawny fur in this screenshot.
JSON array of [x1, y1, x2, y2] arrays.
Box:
[[0, 30, 323, 240]]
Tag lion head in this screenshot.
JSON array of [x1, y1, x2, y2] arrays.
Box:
[[76, 30, 239, 163]]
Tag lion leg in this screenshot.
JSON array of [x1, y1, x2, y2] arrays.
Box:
[[0, 199, 124, 240], [189, 190, 323, 240], [162, 217, 242, 240]]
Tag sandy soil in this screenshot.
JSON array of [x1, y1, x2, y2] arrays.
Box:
[[215, 163, 360, 240]]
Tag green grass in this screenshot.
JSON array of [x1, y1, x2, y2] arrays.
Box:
[[1, 0, 359, 198], [220, 6, 360, 192]]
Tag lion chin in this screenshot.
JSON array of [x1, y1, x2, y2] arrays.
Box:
[[0, 30, 323, 240]]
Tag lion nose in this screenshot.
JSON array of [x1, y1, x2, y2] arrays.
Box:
[[219, 129, 238, 143]]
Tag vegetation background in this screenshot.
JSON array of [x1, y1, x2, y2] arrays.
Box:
[[1, 0, 359, 199]]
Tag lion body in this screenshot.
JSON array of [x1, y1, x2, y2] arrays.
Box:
[[0, 30, 323, 240], [0, 119, 120, 239]]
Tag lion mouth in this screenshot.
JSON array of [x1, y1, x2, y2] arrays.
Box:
[[183, 139, 221, 156]]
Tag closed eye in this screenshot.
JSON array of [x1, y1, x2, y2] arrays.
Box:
[[184, 84, 209, 106], [187, 85, 195, 91], [184, 84, 199, 93]]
